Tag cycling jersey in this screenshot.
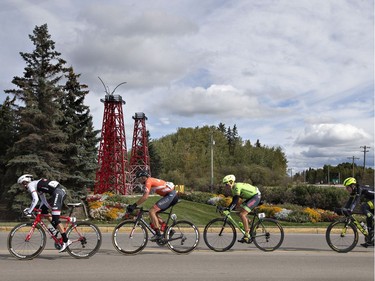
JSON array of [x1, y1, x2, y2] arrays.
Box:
[[345, 185, 375, 212], [144, 177, 174, 197], [232, 182, 260, 199], [26, 179, 64, 214]]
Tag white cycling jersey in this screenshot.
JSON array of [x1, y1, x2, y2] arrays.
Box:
[[26, 179, 56, 212]]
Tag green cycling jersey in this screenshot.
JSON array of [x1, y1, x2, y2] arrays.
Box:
[[232, 182, 259, 199]]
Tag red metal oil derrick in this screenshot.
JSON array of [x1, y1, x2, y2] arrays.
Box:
[[94, 91, 130, 195], [129, 112, 151, 191]]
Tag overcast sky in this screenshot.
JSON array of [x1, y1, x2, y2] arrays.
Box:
[[1, 0, 374, 174]]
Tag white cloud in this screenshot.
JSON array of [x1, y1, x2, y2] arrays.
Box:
[[296, 123, 372, 147], [0, 0, 373, 173]]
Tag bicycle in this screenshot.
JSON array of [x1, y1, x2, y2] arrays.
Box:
[[7, 204, 102, 260], [112, 201, 200, 255], [203, 205, 284, 252], [326, 208, 374, 253]]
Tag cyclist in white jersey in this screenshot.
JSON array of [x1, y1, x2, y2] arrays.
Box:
[[17, 174, 72, 252]]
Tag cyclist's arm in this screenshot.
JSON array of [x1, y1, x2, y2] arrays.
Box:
[[363, 189, 375, 200], [344, 194, 360, 212], [134, 188, 150, 206], [28, 189, 39, 212], [229, 195, 240, 210], [39, 193, 50, 209]]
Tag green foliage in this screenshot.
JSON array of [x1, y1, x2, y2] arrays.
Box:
[[178, 192, 214, 204], [151, 124, 288, 188], [260, 184, 348, 210], [294, 163, 374, 186], [1, 24, 99, 209]]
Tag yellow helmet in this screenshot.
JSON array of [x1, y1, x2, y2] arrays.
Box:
[[343, 177, 356, 187], [222, 175, 236, 184]]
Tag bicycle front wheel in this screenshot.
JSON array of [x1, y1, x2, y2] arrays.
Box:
[[112, 220, 148, 255], [252, 218, 284, 251], [326, 220, 358, 253], [203, 218, 236, 252], [66, 222, 102, 258], [7, 222, 47, 260], [166, 220, 200, 254]]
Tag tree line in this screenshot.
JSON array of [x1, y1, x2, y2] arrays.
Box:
[[293, 163, 374, 187], [148, 123, 289, 189]]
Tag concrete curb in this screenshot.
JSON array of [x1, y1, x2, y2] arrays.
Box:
[[0, 226, 327, 234]]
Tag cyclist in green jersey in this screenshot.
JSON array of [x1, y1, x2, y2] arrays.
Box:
[[223, 174, 261, 243]]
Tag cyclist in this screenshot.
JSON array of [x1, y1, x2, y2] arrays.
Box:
[[342, 177, 374, 247], [222, 174, 261, 243], [127, 170, 178, 241], [17, 174, 72, 252]]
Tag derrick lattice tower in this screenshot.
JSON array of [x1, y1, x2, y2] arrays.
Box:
[[129, 112, 150, 191], [94, 80, 130, 194]]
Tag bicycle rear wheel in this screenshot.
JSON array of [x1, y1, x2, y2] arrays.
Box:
[[7, 222, 47, 260], [166, 220, 200, 254], [112, 220, 148, 255], [66, 222, 102, 258], [252, 218, 284, 251], [203, 218, 236, 252], [326, 220, 358, 253]]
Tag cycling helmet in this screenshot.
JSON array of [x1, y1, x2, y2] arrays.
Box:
[[222, 174, 236, 184], [17, 174, 33, 185], [343, 177, 356, 187], [135, 170, 149, 178]]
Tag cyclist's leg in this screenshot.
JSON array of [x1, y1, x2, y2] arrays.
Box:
[[240, 194, 261, 235], [150, 191, 178, 239], [51, 188, 69, 247], [361, 201, 374, 245]]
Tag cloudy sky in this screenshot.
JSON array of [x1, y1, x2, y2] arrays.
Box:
[[1, 0, 374, 174]]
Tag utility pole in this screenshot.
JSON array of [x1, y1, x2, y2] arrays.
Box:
[[360, 145, 370, 173], [210, 132, 215, 192], [347, 156, 359, 177]]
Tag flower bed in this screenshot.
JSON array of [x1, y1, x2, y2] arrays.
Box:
[[199, 192, 340, 223], [86, 192, 131, 221]]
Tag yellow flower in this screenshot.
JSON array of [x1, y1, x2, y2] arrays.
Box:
[[304, 207, 321, 223], [88, 201, 103, 210]]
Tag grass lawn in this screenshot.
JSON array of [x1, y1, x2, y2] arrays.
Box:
[[0, 196, 336, 229]]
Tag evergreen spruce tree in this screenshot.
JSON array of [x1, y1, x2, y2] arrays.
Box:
[[59, 66, 100, 198], [3, 24, 68, 209], [0, 97, 18, 197]]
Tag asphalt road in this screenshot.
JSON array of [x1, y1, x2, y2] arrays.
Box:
[[0, 232, 373, 281]]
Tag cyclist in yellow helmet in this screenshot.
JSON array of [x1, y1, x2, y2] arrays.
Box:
[[342, 177, 374, 247], [222, 174, 261, 243]]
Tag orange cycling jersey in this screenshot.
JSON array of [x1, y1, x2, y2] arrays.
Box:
[[144, 177, 174, 196]]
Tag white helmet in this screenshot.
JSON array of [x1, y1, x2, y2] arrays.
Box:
[[17, 174, 33, 185]]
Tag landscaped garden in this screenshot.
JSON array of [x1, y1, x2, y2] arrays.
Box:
[[85, 184, 353, 226]]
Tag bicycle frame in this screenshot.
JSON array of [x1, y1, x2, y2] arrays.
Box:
[[27, 208, 75, 246], [340, 215, 369, 237], [220, 208, 266, 237], [130, 206, 178, 240]]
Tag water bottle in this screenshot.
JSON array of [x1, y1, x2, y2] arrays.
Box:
[[238, 222, 244, 229], [360, 221, 367, 231]]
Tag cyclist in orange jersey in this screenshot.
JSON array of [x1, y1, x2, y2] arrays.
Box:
[[127, 170, 178, 241]]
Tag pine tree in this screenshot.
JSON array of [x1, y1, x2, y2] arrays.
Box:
[[3, 24, 68, 209], [0, 97, 18, 196], [59, 66, 100, 197]]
